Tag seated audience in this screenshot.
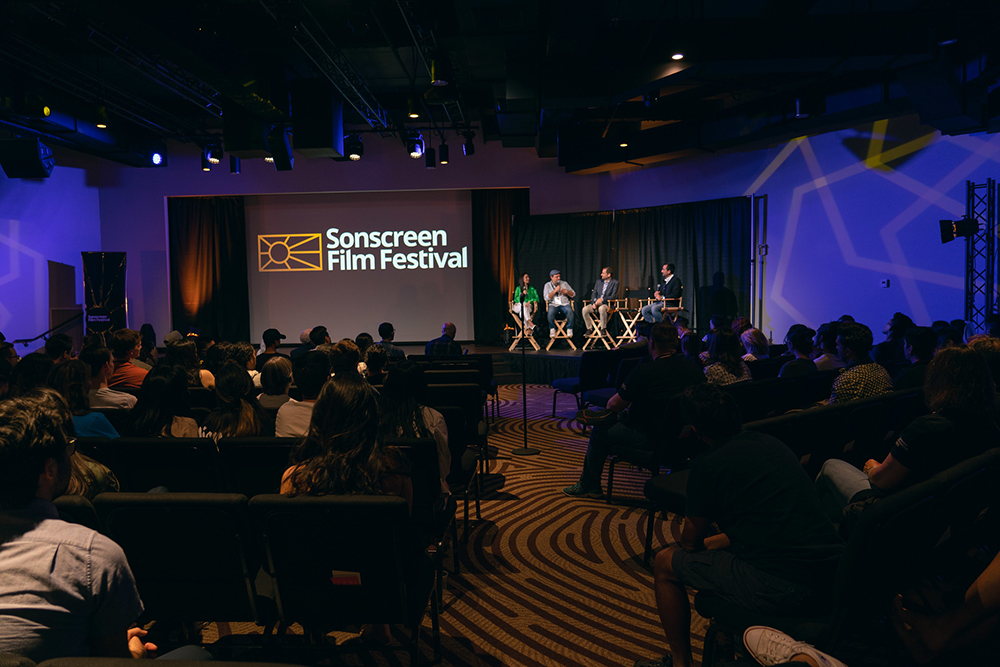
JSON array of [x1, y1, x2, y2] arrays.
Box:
[[256, 328, 288, 369], [564, 323, 704, 498], [967, 334, 1000, 413], [289, 328, 315, 360], [0, 342, 18, 370], [827, 321, 892, 404], [812, 321, 846, 371], [46, 360, 118, 438], [730, 316, 751, 337], [874, 312, 914, 368], [44, 333, 74, 365], [355, 332, 374, 358], [816, 346, 998, 522], [936, 327, 963, 351], [425, 322, 462, 355], [276, 351, 331, 437], [199, 361, 274, 441], [107, 329, 148, 390], [739, 327, 769, 362], [680, 332, 702, 367], [8, 353, 54, 398], [79, 347, 136, 410], [363, 345, 389, 385], [128, 365, 199, 438], [636, 384, 843, 667], [162, 339, 214, 389], [674, 317, 691, 337], [703, 328, 751, 385], [892, 326, 937, 390], [0, 390, 151, 661], [137, 323, 157, 367], [80, 332, 106, 352], [232, 341, 262, 389], [778, 327, 818, 378], [325, 339, 362, 376], [377, 322, 406, 359], [257, 356, 293, 410], [379, 361, 450, 491], [838, 314, 855, 322]]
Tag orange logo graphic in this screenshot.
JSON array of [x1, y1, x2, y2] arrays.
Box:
[[258, 234, 323, 271]]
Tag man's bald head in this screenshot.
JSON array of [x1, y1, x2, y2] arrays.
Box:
[[443, 322, 457, 338]]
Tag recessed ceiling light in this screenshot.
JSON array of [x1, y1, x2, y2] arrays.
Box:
[[671, 53, 684, 61]]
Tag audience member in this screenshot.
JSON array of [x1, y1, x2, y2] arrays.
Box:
[[680, 332, 702, 367], [276, 351, 331, 437], [163, 330, 184, 346], [257, 356, 293, 410], [812, 322, 845, 371], [674, 316, 691, 337], [202, 341, 233, 377], [874, 312, 914, 368], [79, 347, 136, 410], [81, 332, 106, 352], [107, 329, 148, 390], [739, 328, 769, 362], [377, 322, 406, 359], [564, 323, 704, 498], [289, 328, 314, 360], [892, 326, 936, 390], [136, 323, 157, 367], [379, 361, 450, 491], [425, 322, 462, 355], [0, 391, 150, 661], [230, 341, 261, 389], [0, 342, 18, 370], [778, 327, 818, 378], [931, 319, 950, 331], [827, 322, 892, 404], [816, 346, 998, 522], [44, 334, 74, 364], [838, 314, 855, 323], [256, 328, 288, 369], [7, 353, 54, 398], [967, 334, 1000, 394], [363, 345, 389, 385], [0, 361, 9, 401], [636, 384, 843, 667], [355, 332, 374, 358], [162, 339, 214, 389], [46, 360, 118, 438], [199, 361, 273, 441], [936, 327, 963, 352], [127, 365, 199, 438], [731, 316, 751, 337], [703, 328, 751, 385], [984, 315, 1000, 338]]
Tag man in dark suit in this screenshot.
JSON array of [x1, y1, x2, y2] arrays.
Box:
[[582, 266, 620, 333], [641, 263, 683, 323]]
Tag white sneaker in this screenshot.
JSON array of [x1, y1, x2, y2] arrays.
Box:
[[550, 328, 556, 338], [743, 626, 847, 667], [567, 329, 574, 337]]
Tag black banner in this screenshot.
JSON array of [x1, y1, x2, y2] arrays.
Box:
[[82, 252, 127, 334]]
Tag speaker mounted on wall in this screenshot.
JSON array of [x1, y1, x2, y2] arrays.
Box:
[[0, 138, 55, 178]]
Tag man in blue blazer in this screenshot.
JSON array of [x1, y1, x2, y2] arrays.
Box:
[[582, 267, 620, 333], [641, 263, 683, 323]]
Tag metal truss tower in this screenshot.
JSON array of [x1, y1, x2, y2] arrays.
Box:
[[965, 179, 997, 331]]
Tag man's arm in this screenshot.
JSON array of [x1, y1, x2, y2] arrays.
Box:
[[606, 392, 631, 414], [606, 279, 619, 301], [865, 453, 911, 491], [93, 627, 157, 659], [679, 515, 712, 552], [562, 282, 576, 298]]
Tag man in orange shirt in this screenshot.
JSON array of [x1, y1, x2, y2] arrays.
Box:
[[107, 329, 148, 390]]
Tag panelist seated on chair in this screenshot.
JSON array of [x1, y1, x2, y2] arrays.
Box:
[[634, 383, 844, 667], [563, 323, 704, 498], [543, 269, 576, 338], [512, 273, 540, 333], [582, 266, 619, 334], [641, 263, 683, 323]]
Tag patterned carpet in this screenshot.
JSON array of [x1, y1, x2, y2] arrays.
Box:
[[199, 384, 709, 666]]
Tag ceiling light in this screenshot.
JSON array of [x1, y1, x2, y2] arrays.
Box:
[[407, 96, 420, 119], [671, 53, 684, 61], [201, 153, 211, 171], [425, 146, 436, 169], [95, 106, 109, 129], [439, 143, 449, 164], [463, 131, 475, 156], [151, 152, 163, 166], [204, 144, 222, 165], [264, 156, 274, 163], [407, 128, 424, 159], [430, 58, 449, 87], [619, 142, 628, 148], [230, 155, 240, 174], [345, 134, 364, 161]]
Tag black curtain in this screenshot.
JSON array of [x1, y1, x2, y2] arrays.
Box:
[[167, 196, 250, 342], [512, 210, 615, 323], [472, 188, 530, 344], [512, 197, 751, 332]]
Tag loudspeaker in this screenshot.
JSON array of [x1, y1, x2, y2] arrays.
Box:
[[266, 125, 294, 171], [223, 103, 269, 158], [291, 79, 344, 158], [0, 138, 55, 178]]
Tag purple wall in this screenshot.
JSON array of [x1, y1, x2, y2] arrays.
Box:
[[0, 154, 102, 344], [96, 138, 600, 336], [599, 116, 1000, 340]]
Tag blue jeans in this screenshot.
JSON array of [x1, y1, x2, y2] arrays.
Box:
[[641, 303, 665, 323], [547, 304, 574, 330], [814, 458, 873, 523]]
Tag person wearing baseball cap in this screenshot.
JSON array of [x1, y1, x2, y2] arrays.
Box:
[[257, 328, 289, 369], [543, 269, 576, 339]]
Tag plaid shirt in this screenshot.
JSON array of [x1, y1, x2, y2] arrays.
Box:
[[424, 335, 462, 356], [829, 359, 893, 404]]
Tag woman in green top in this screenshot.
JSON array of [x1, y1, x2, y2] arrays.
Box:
[[513, 273, 540, 334]]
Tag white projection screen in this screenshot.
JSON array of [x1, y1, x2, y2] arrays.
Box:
[[245, 190, 473, 344]]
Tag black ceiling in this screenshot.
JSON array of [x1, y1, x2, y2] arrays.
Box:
[[1, 0, 997, 173]]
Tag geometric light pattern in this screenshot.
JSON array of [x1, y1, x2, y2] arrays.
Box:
[[257, 233, 323, 272]]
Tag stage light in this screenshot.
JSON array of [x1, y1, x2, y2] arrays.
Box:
[[151, 152, 163, 165], [439, 142, 449, 164], [671, 53, 684, 60], [345, 134, 363, 161], [463, 131, 475, 156], [407, 96, 420, 119], [425, 146, 436, 169], [407, 128, 424, 158], [430, 58, 450, 87], [940, 217, 979, 243], [24, 95, 50, 117], [201, 153, 211, 171], [264, 156, 274, 163], [95, 106, 109, 129], [204, 144, 222, 165], [619, 141, 628, 148], [230, 155, 240, 174]]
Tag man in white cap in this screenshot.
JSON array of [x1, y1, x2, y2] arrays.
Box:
[[543, 270, 576, 339]]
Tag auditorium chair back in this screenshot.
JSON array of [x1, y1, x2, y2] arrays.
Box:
[[218, 437, 298, 497]]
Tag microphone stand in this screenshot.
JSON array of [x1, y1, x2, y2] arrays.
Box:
[[511, 286, 539, 456]]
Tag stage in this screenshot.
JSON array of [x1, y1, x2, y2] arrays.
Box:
[[391, 342, 587, 385]]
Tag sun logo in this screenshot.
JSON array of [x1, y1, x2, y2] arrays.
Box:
[[258, 234, 323, 271]]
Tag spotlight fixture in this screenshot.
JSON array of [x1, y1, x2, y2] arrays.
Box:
[[439, 142, 449, 164], [619, 141, 628, 148], [940, 217, 979, 244], [406, 128, 424, 159], [151, 152, 163, 166], [407, 96, 420, 119], [425, 146, 436, 169], [264, 156, 274, 163], [430, 58, 450, 87], [463, 131, 475, 156], [204, 144, 222, 165], [671, 53, 684, 61], [201, 153, 211, 171], [230, 155, 240, 174], [345, 134, 364, 161], [95, 106, 109, 129]]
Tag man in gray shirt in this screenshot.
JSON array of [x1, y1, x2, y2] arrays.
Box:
[[543, 269, 577, 338]]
